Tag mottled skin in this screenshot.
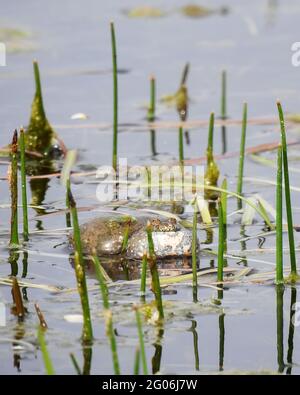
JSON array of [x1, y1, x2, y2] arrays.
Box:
[[74, 214, 195, 260]]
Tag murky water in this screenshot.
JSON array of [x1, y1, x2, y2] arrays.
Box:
[[1, 0, 300, 374]]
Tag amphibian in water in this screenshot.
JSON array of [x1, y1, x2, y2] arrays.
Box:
[[71, 214, 195, 260]]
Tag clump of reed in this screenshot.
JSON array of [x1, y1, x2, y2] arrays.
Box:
[[277, 102, 299, 283]]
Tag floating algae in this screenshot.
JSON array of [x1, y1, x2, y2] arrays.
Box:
[[180, 4, 229, 18], [125, 6, 165, 18], [24, 61, 65, 158], [0, 27, 35, 53]]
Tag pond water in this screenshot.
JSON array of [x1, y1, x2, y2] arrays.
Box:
[[1, 0, 300, 375]]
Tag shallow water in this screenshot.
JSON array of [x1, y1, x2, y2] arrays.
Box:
[[1, 0, 300, 374]]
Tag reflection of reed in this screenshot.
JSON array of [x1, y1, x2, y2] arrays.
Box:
[[276, 285, 285, 373], [152, 328, 164, 374], [286, 287, 296, 375], [189, 320, 199, 371], [219, 313, 225, 371]]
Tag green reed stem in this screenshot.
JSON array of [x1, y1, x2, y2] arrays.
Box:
[[207, 112, 215, 157], [69, 190, 93, 343], [192, 201, 198, 302], [135, 307, 148, 375], [33, 60, 45, 116], [221, 179, 227, 266], [140, 254, 148, 296], [93, 255, 120, 375], [221, 70, 227, 119], [133, 347, 140, 375], [147, 75, 156, 122], [70, 353, 82, 375], [180, 62, 190, 86], [217, 199, 224, 283], [146, 225, 164, 320], [237, 103, 247, 200], [19, 129, 29, 242], [111, 22, 118, 172], [179, 126, 184, 165], [9, 130, 19, 248], [276, 146, 283, 284], [66, 178, 71, 227], [277, 101, 298, 280], [37, 327, 55, 375]]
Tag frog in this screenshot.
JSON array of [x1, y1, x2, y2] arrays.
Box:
[[71, 214, 195, 260]]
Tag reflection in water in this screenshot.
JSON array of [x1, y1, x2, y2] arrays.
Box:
[[26, 158, 58, 229], [221, 126, 227, 154], [219, 313, 225, 371], [189, 320, 199, 371], [22, 252, 29, 301], [276, 285, 285, 373], [265, 0, 278, 26], [150, 129, 157, 157], [286, 287, 296, 375], [8, 249, 19, 276], [152, 327, 164, 374], [239, 225, 248, 266], [184, 130, 190, 145]]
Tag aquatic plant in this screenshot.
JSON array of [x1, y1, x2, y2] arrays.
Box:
[[70, 353, 82, 375], [237, 103, 247, 205], [221, 179, 227, 266], [37, 327, 55, 375], [93, 255, 120, 375], [24, 61, 62, 157], [277, 102, 298, 282], [146, 223, 164, 320], [134, 306, 148, 375], [19, 128, 29, 241], [147, 75, 156, 122], [69, 190, 93, 343], [34, 303, 48, 330], [140, 253, 148, 300], [133, 348, 140, 375], [9, 130, 19, 248], [217, 198, 225, 283], [192, 199, 198, 302], [276, 145, 283, 285], [12, 277, 25, 320], [111, 22, 118, 172], [205, 113, 220, 199]]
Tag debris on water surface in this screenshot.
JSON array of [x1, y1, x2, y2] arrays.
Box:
[[0, 27, 35, 53], [180, 4, 229, 18], [70, 112, 88, 120], [124, 6, 166, 18]]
